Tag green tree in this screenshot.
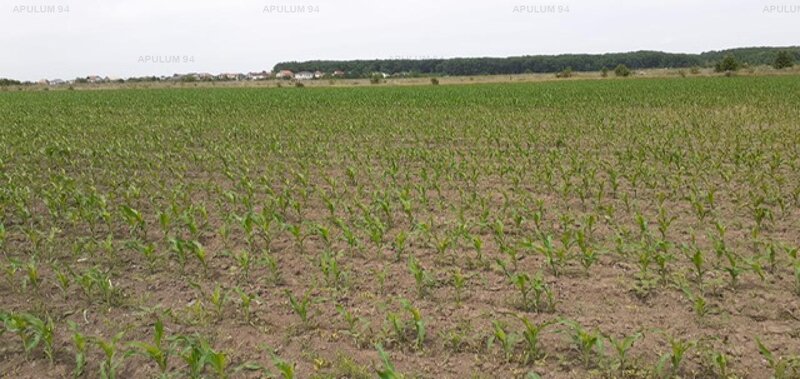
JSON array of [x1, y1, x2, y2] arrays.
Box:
[[773, 51, 795, 69], [715, 54, 740, 72], [614, 64, 631, 77]]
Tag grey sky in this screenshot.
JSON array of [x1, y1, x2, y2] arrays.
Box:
[[1, 0, 798, 81]]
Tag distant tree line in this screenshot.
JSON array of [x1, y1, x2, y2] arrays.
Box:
[[0, 78, 22, 86], [274, 47, 800, 77]]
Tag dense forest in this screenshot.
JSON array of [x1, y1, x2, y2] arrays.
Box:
[[274, 47, 800, 77]]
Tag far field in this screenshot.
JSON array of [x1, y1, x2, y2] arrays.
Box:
[[1, 76, 799, 378]]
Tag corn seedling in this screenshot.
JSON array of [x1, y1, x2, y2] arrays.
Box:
[[516, 315, 553, 363], [234, 287, 256, 323], [376, 344, 403, 379], [560, 320, 602, 368], [681, 286, 709, 318], [319, 250, 347, 289], [489, 320, 520, 362], [69, 321, 88, 378], [286, 290, 312, 324], [407, 256, 432, 298], [126, 319, 170, 375], [120, 205, 146, 239], [172, 335, 207, 378], [656, 333, 695, 378], [392, 231, 408, 261], [400, 299, 426, 350], [262, 251, 282, 285], [452, 268, 466, 304], [205, 347, 229, 379], [271, 354, 296, 379], [95, 331, 126, 379], [234, 250, 251, 281], [209, 284, 227, 321], [756, 337, 800, 379], [605, 331, 642, 373]]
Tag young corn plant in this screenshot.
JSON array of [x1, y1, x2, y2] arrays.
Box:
[[452, 268, 466, 304], [188, 240, 209, 277], [723, 251, 744, 288], [400, 299, 426, 350], [2, 312, 54, 362], [24, 259, 41, 294], [95, 331, 126, 379], [532, 234, 569, 277], [271, 354, 296, 379], [234, 250, 252, 282], [209, 285, 227, 321], [319, 250, 347, 290], [407, 256, 432, 298], [126, 319, 170, 376], [560, 320, 602, 368], [286, 290, 312, 325], [376, 344, 403, 379], [605, 331, 643, 374], [69, 321, 88, 378], [172, 335, 207, 379], [472, 235, 485, 267], [681, 286, 709, 318], [234, 287, 257, 324], [683, 244, 708, 287], [576, 230, 599, 275], [656, 333, 695, 378], [262, 251, 283, 285], [121, 205, 146, 239], [516, 315, 553, 364], [756, 337, 800, 379], [336, 304, 370, 347], [489, 320, 520, 362], [205, 346, 229, 379], [392, 231, 408, 262]]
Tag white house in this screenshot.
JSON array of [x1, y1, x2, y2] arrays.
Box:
[[295, 71, 314, 80], [276, 70, 294, 79]]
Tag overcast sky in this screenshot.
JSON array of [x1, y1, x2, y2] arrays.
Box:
[[1, 0, 798, 81]]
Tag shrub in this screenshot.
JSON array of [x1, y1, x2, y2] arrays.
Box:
[[715, 54, 740, 73], [690, 66, 701, 75], [556, 67, 573, 78], [601, 67, 609, 77], [773, 51, 795, 69], [614, 64, 631, 77], [430, 78, 439, 85], [370, 75, 381, 85]]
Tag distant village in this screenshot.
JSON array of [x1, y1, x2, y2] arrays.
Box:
[[33, 69, 397, 86]]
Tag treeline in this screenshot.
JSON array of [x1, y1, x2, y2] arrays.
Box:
[[273, 47, 800, 77], [0, 78, 22, 86]]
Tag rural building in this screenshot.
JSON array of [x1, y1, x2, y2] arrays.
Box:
[[248, 71, 269, 80], [276, 70, 294, 79], [295, 71, 314, 80]]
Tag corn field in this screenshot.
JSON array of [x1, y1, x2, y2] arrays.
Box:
[[1, 76, 800, 378]]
